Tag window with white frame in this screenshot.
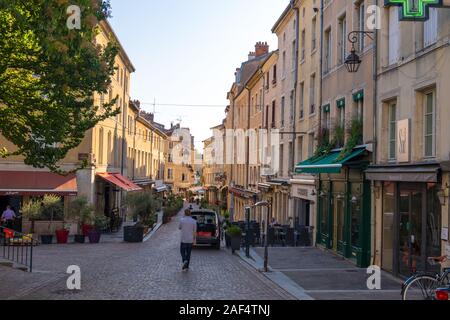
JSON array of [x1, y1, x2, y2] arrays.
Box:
[[338, 15, 347, 64], [312, 17, 317, 52], [299, 82, 305, 119], [424, 8, 438, 47], [356, 1, 365, 52], [388, 102, 397, 160], [424, 90, 436, 158], [388, 7, 400, 65], [324, 28, 332, 73]]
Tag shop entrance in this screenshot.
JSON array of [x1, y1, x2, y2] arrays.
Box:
[[398, 184, 424, 276]]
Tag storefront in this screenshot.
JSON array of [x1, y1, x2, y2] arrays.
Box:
[[366, 163, 444, 277], [290, 176, 316, 245], [296, 147, 372, 267], [0, 171, 78, 232], [96, 172, 142, 231]]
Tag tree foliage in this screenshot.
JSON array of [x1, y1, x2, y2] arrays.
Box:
[[0, 0, 119, 173]]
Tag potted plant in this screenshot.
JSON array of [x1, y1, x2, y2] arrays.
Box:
[[40, 195, 64, 245], [66, 196, 94, 244], [55, 224, 70, 244], [226, 225, 242, 253], [87, 215, 108, 244], [125, 192, 160, 243], [21, 198, 42, 236]]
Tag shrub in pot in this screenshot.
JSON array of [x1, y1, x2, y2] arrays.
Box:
[[39, 195, 64, 244], [88, 215, 108, 244], [66, 196, 94, 244], [55, 224, 70, 244], [125, 192, 160, 242], [226, 226, 242, 253]]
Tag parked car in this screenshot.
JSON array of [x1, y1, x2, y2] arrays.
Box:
[[191, 210, 221, 249]]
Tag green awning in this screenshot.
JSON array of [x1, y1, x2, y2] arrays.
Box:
[[353, 90, 364, 102], [336, 98, 345, 108], [295, 147, 367, 174]]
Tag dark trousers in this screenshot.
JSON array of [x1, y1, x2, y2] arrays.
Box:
[[180, 243, 193, 267]]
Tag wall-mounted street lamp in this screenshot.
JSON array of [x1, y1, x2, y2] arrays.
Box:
[[344, 31, 375, 73]]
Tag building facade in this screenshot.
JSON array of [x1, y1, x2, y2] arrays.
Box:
[[367, 6, 450, 277]]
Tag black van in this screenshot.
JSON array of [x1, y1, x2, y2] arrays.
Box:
[[191, 210, 221, 249]]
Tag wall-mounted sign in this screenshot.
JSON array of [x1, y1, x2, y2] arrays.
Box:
[[385, 0, 450, 21], [397, 119, 410, 163], [442, 227, 449, 241]]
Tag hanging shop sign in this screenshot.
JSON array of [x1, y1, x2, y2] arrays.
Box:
[[397, 119, 410, 163], [385, 0, 450, 21]]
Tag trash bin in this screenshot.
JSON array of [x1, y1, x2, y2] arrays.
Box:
[[124, 226, 144, 243]]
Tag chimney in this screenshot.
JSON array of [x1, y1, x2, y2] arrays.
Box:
[[255, 41, 269, 57], [235, 68, 241, 83], [248, 51, 256, 61]]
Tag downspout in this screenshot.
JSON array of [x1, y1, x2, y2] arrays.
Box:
[[291, 1, 300, 175], [318, 0, 324, 144], [245, 86, 251, 191], [371, 0, 379, 267], [230, 92, 235, 222]]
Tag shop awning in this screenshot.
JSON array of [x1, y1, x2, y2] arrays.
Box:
[[295, 147, 367, 174], [365, 164, 441, 182], [97, 173, 142, 192], [0, 171, 77, 196], [155, 185, 168, 193]]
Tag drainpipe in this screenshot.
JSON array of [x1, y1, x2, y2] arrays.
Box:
[[291, 1, 300, 174], [318, 0, 324, 144], [371, 0, 379, 267], [230, 93, 236, 222], [245, 86, 251, 191]]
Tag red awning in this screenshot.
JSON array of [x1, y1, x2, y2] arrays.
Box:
[[97, 173, 142, 192], [0, 171, 77, 196]]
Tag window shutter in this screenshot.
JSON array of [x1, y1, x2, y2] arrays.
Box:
[[389, 7, 400, 65]]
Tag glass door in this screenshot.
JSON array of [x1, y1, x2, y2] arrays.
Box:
[[398, 184, 424, 276]]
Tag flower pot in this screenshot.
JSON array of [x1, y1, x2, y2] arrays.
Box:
[[87, 229, 101, 244], [74, 234, 86, 244], [225, 233, 231, 248], [230, 234, 242, 253], [55, 229, 69, 244], [82, 224, 94, 236], [124, 226, 144, 243], [40, 234, 53, 245]]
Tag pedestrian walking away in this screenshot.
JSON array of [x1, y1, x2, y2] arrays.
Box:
[[179, 208, 197, 271]]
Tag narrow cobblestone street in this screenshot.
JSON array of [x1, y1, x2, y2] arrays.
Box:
[[0, 206, 294, 300]]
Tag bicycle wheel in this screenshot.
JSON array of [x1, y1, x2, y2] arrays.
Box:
[[402, 275, 440, 300]]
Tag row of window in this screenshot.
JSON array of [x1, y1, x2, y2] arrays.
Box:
[[166, 169, 187, 182], [387, 89, 436, 160]]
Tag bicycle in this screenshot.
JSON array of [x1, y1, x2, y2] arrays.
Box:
[[401, 256, 450, 300]]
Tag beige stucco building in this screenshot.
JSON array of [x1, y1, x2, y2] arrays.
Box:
[[367, 6, 450, 277]]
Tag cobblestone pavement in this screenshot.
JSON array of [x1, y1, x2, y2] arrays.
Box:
[[252, 247, 404, 300], [2, 205, 294, 300]]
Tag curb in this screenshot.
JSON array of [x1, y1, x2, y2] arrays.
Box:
[[236, 248, 314, 301]]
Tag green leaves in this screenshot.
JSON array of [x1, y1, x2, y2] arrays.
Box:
[[0, 0, 119, 173]]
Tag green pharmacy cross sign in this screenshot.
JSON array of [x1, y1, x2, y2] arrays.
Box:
[[385, 0, 446, 21]]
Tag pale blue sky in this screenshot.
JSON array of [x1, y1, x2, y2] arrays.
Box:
[[109, 0, 288, 150]]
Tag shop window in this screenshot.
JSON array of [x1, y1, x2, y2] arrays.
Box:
[[350, 183, 363, 248], [382, 182, 395, 272]]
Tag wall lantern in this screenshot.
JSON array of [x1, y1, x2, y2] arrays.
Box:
[[344, 31, 375, 74]]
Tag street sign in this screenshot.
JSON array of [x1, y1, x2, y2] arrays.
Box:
[[385, 0, 450, 21]]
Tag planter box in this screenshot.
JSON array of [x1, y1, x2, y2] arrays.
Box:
[[74, 234, 86, 244], [124, 226, 144, 243], [40, 234, 54, 245], [87, 230, 101, 244], [230, 235, 242, 253], [55, 229, 69, 244]]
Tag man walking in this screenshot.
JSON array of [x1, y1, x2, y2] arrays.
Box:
[[179, 209, 197, 271], [1, 205, 16, 229]]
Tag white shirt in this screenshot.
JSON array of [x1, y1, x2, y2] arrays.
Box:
[[179, 216, 197, 244]]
